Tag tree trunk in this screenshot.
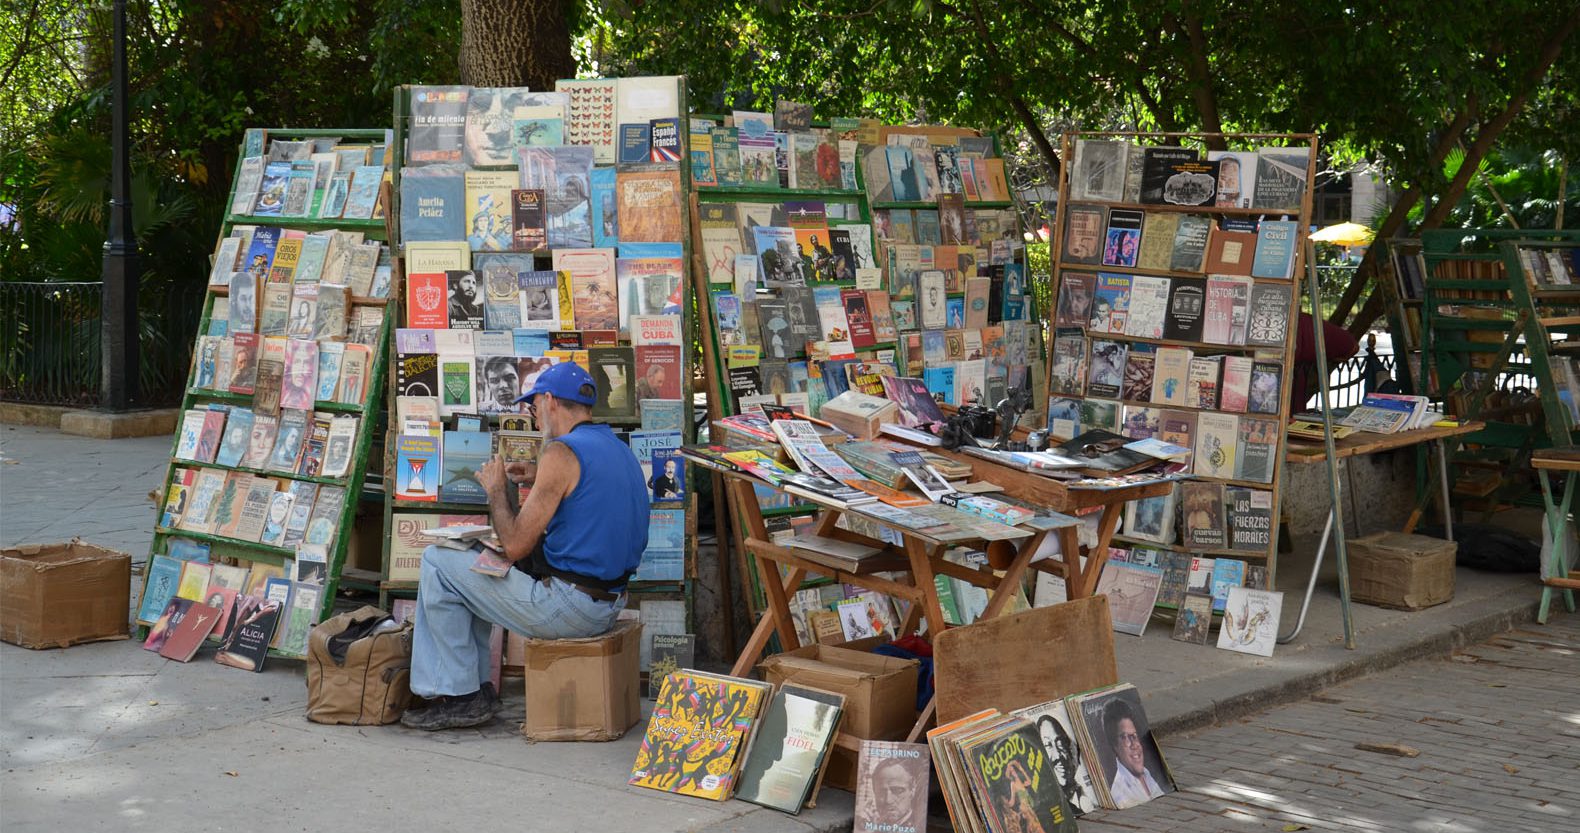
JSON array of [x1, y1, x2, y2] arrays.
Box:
[[459, 0, 576, 89], [1177, 6, 1225, 151]]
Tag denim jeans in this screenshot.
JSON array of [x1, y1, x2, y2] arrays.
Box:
[[410, 544, 625, 698]]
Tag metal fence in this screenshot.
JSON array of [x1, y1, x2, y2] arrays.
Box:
[[1316, 351, 1538, 410], [0, 281, 202, 407]]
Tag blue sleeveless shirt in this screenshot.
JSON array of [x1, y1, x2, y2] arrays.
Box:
[[541, 423, 650, 583]]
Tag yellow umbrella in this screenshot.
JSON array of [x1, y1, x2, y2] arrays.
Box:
[[1309, 221, 1375, 246]]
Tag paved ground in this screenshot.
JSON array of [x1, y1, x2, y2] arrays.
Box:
[[0, 424, 170, 558], [1078, 613, 1580, 832], [0, 424, 1569, 832]]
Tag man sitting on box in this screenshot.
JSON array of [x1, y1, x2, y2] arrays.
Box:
[[402, 362, 650, 731]]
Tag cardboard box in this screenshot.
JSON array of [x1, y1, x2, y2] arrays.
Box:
[[521, 620, 642, 742], [1, 541, 131, 649], [759, 642, 919, 791], [1348, 531, 1456, 611]]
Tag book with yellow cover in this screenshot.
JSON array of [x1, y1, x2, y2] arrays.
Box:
[[630, 670, 771, 801]]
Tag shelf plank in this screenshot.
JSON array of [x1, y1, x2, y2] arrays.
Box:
[[185, 388, 364, 414]]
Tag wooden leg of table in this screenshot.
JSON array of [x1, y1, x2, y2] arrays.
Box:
[[728, 477, 804, 656], [899, 583, 924, 637], [813, 508, 843, 536], [907, 697, 937, 744], [903, 536, 951, 637], [729, 564, 806, 677], [1078, 503, 1125, 598], [1059, 525, 1084, 597], [980, 531, 1047, 621]]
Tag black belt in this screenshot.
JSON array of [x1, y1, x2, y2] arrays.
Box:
[[544, 576, 622, 602]]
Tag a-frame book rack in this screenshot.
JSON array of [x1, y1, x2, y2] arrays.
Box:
[[686, 118, 1033, 645], [1046, 130, 1319, 592], [378, 79, 700, 638], [140, 127, 398, 658]]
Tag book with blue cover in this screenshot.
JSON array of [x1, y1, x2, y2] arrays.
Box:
[[1210, 557, 1246, 612], [619, 124, 652, 166], [923, 364, 956, 405], [439, 430, 491, 504], [592, 166, 619, 248], [400, 169, 465, 242], [394, 434, 440, 501], [253, 162, 290, 216], [635, 508, 685, 582], [136, 555, 183, 625], [1251, 220, 1299, 279]]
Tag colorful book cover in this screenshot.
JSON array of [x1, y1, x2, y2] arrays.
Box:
[[630, 671, 770, 800], [395, 434, 440, 502], [1251, 220, 1299, 279], [554, 247, 618, 331], [518, 145, 595, 249]]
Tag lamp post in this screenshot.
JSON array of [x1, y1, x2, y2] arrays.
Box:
[[101, 0, 140, 410]]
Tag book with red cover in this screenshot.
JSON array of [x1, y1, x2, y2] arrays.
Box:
[[405, 272, 448, 328], [634, 344, 683, 400], [840, 289, 876, 349], [158, 602, 223, 662]]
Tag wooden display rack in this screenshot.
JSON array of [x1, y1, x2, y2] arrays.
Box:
[[1045, 130, 1320, 589], [141, 127, 398, 655], [378, 80, 700, 630], [686, 122, 1036, 653]]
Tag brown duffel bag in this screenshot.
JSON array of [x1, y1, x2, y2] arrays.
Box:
[[305, 605, 413, 725]]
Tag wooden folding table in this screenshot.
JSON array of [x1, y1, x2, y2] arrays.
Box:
[[685, 448, 1175, 742]]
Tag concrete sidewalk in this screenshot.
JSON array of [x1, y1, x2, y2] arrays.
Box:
[[0, 425, 1553, 832]]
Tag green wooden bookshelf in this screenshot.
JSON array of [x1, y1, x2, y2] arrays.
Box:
[[139, 127, 398, 659]]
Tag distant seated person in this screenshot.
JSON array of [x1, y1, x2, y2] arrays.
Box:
[[402, 362, 650, 731], [1290, 312, 1360, 413]]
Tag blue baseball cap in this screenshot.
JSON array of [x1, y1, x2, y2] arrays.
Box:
[[515, 361, 598, 406]]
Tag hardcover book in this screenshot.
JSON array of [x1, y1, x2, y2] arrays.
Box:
[[1204, 226, 1258, 276], [395, 434, 439, 501], [1162, 277, 1207, 342], [590, 346, 637, 418], [407, 85, 469, 164], [1169, 214, 1213, 273], [553, 247, 619, 331], [1049, 328, 1087, 395], [1208, 150, 1259, 208], [617, 169, 684, 243], [1061, 203, 1107, 265], [1236, 417, 1278, 483], [1180, 480, 1226, 548], [1135, 212, 1180, 272], [1218, 355, 1253, 413], [1245, 284, 1292, 347], [1251, 220, 1299, 279], [1193, 412, 1239, 480], [1138, 146, 1199, 204], [853, 740, 934, 828], [1218, 587, 1283, 656], [1086, 340, 1128, 399], [1252, 148, 1309, 212], [214, 596, 283, 672], [518, 146, 595, 249], [734, 684, 846, 813], [1054, 272, 1095, 328], [1126, 275, 1171, 339], [1090, 273, 1131, 334], [1102, 208, 1143, 268], [399, 169, 465, 242], [630, 671, 771, 801]]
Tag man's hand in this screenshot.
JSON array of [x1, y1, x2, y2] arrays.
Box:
[[478, 457, 510, 498], [505, 461, 537, 486]]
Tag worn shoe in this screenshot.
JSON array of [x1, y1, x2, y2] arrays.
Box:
[[399, 690, 494, 731], [480, 681, 504, 717]]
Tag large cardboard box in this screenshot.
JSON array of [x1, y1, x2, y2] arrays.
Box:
[[1, 541, 131, 649], [521, 620, 642, 742], [758, 641, 919, 791], [1348, 531, 1456, 611]]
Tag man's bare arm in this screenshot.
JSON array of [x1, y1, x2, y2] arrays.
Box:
[[484, 443, 579, 563]]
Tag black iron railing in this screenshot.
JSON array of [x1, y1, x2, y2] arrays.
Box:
[[0, 281, 201, 407]]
